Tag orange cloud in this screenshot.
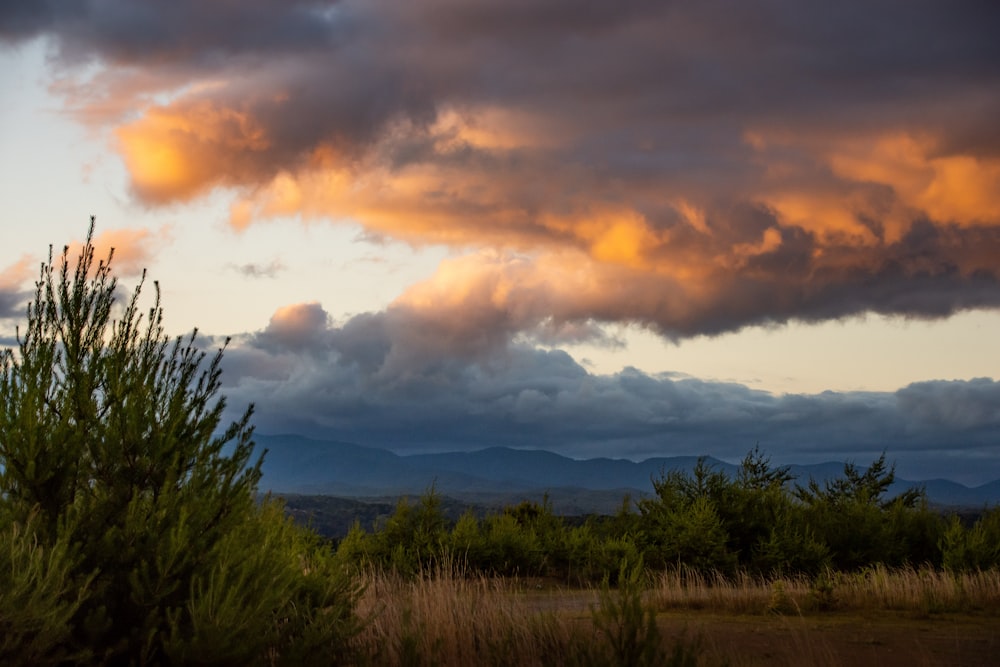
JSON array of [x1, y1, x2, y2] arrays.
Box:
[[106, 87, 1000, 341], [260, 302, 330, 350], [36, 0, 994, 339], [268, 302, 328, 332], [66, 227, 167, 277], [390, 249, 718, 344], [573, 210, 662, 268], [0, 256, 34, 318], [431, 107, 568, 152], [764, 191, 882, 246], [828, 133, 1000, 231], [116, 99, 269, 202], [0, 255, 34, 288], [749, 130, 1000, 247]]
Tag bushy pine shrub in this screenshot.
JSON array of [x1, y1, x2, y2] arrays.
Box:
[[941, 508, 1000, 572], [0, 220, 358, 664], [0, 510, 92, 665]]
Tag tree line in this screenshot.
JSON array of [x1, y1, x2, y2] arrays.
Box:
[[336, 447, 1000, 581]]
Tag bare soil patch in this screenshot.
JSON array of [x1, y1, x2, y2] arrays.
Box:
[[663, 611, 998, 667], [516, 587, 999, 666]]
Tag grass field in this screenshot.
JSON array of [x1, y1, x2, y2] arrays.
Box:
[[348, 565, 1000, 666]]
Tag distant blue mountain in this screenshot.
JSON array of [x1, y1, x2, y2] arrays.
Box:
[[254, 434, 1000, 511], [404, 447, 716, 490], [253, 434, 500, 496]]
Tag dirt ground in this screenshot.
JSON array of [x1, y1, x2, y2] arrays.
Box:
[[662, 612, 999, 667], [518, 589, 999, 666]]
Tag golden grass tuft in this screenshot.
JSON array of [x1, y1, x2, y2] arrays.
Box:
[[652, 564, 1000, 615], [346, 564, 1000, 665], [352, 562, 577, 666]]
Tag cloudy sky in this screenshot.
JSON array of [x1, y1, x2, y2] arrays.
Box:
[[2, 0, 999, 484]]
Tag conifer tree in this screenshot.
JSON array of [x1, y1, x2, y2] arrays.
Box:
[[0, 218, 357, 664]]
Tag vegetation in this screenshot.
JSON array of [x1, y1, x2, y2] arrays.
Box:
[[351, 561, 704, 667], [348, 563, 999, 667], [331, 447, 1000, 664], [0, 220, 358, 664], [333, 447, 1000, 664], [336, 446, 1000, 582]]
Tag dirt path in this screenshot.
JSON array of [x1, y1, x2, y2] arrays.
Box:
[[664, 612, 999, 667], [515, 588, 999, 666]]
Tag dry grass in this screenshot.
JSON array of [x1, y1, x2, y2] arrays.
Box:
[[351, 563, 578, 666], [346, 565, 1000, 666], [652, 564, 1000, 616]]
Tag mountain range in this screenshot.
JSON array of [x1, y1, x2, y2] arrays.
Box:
[[254, 434, 1000, 513]]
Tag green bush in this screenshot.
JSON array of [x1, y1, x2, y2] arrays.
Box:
[[582, 560, 701, 667], [448, 509, 485, 567], [637, 448, 950, 575], [0, 220, 358, 663], [941, 508, 1000, 572], [480, 512, 544, 575], [638, 458, 741, 573], [754, 505, 830, 576], [795, 453, 940, 570], [0, 510, 92, 665]]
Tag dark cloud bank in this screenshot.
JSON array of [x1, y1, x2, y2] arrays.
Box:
[[216, 303, 1000, 485]]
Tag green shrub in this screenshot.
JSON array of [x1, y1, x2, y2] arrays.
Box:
[[638, 461, 737, 573], [583, 560, 701, 667], [941, 509, 1000, 572], [0, 511, 92, 665], [480, 512, 544, 575], [795, 453, 939, 571], [0, 220, 359, 663]]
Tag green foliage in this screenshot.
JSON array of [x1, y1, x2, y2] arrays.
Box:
[[753, 503, 830, 576], [0, 220, 358, 663], [667, 496, 736, 573], [797, 452, 922, 510], [164, 499, 360, 665], [807, 570, 838, 611], [478, 512, 544, 575], [941, 508, 1000, 572], [579, 559, 702, 667], [737, 444, 794, 491], [0, 510, 92, 665], [766, 580, 797, 615], [634, 448, 951, 576], [448, 509, 483, 563], [795, 453, 938, 570], [338, 488, 451, 575], [586, 560, 666, 667], [638, 457, 751, 572], [337, 447, 983, 582], [882, 496, 944, 567], [726, 447, 796, 567]]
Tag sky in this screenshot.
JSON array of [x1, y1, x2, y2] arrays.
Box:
[[1, 0, 999, 485]]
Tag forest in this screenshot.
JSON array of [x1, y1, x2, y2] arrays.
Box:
[[334, 449, 1000, 582]]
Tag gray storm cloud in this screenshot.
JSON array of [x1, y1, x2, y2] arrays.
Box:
[[0, 256, 37, 320], [216, 303, 1000, 485]]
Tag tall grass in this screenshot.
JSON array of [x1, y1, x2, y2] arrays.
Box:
[[345, 564, 1000, 665], [652, 564, 1000, 615], [349, 561, 703, 666], [352, 562, 575, 666]]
